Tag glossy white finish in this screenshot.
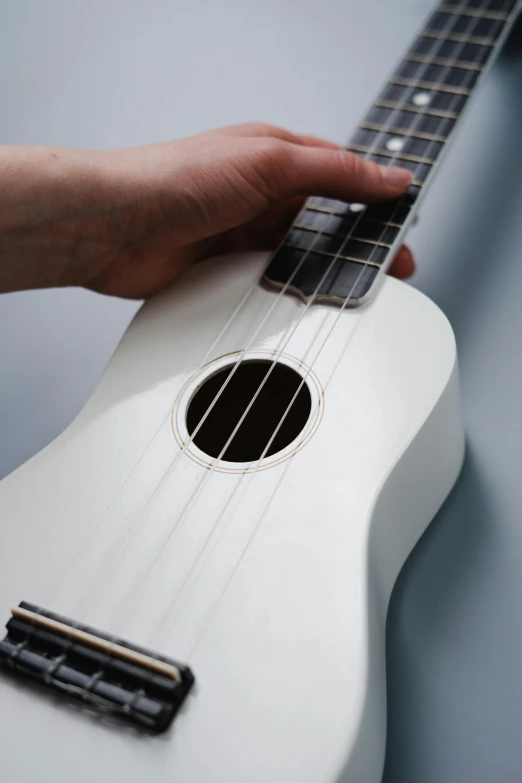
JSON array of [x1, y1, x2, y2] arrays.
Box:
[[0, 251, 464, 782]]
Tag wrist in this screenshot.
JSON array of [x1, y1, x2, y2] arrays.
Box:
[[0, 145, 126, 293]]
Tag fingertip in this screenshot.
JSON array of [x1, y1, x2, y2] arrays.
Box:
[[379, 165, 413, 190], [389, 245, 415, 279]]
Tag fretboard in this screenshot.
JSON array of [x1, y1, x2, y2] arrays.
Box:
[[264, 0, 521, 306]]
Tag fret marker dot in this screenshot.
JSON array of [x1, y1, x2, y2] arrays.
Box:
[[349, 203, 366, 213], [413, 92, 431, 107], [386, 137, 404, 152]]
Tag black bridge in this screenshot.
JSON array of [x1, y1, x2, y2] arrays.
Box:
[[0, 602, 194, 732]]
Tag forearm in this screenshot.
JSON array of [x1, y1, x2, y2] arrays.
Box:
[[0, 146, 127, 293], [0, 126, 413, 299]]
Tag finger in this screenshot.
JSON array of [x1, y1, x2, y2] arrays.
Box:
[[256, 142, 412, 204], [294, 134, 341, 151], [388, 244, 415, 279], [212, 122, 341, 150], [245, 196, 306, 232], [208, 197, 306, 256]]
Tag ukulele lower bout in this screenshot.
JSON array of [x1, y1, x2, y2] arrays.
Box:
[[0, 252, 464, 782]]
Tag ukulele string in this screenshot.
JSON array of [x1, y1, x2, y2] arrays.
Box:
[[152, 294, 367, 647], [88, 1, 481, 625], [102, 5, 484, 634], [69, 46, 450, 617], [48, 188, 348, 607], [51, 56, 426, 612], [67, 202, 370, 618], [60, 2, 488, 625], [46, 278, 257, 603], [84, 203, 370, 622], [146, 2, 495, 646]]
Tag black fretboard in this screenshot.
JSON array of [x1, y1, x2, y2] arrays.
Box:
[[264, 0, 520, 306]]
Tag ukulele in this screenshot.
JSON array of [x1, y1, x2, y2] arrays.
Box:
[[1, 2, 520, 781]]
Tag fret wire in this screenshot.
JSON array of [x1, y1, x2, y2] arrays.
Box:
[[348, 144, 435, 165], [388, 76, 472, 95], [286, 243, 381, 269], [421, 29, 495, 46], [294, 224, 392, 248], [374, 11, 486, 189], [438, 4, 509, 21], [378, 5, 510, 162], [352, 6, 500, 242], [284, 3, 502, 289], [337, 10, 490, 246], [278, 0, 519, 306], [335, 9, 494, 243], [374, 100, 458, 119], [305, 205, 402, 228], [360, 121, 447, 143], [405, 53, 483, 71]]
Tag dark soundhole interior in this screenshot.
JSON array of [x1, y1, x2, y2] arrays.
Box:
[[186, 360, 312, 463]]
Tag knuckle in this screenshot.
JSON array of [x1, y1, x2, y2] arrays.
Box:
[[257, 137, 290, 167], [337, 149, 361, 179], [338, 150, 378, 183], [242, 121, 279, 137], [251, 139, 293, 199]]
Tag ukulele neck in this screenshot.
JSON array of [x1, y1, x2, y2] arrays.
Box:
[[263, 0, 521, 307]]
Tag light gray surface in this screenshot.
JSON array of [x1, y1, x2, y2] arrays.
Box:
[[0, 1, 521, 780]]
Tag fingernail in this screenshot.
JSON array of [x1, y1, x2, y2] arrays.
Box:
[[380, 165, 412, 187]]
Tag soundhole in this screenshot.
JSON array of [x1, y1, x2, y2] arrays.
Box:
[[186, 360, 312, 463]]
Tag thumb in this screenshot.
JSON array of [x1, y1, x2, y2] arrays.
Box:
[[262, 142, 412, 204]]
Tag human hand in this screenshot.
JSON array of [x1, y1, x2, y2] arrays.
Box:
[[0, 124, 414, 297]]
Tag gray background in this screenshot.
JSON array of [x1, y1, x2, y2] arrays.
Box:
[[1, 1, 522, 780]]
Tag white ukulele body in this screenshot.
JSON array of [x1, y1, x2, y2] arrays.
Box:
[[0, 251, 464, 782]]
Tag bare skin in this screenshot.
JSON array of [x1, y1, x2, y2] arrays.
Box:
[[0, 123, 414, 298]]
